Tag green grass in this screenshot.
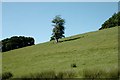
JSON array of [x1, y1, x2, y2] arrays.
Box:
[[0, 53, 2, 78], [82, 66, 119, 79], [2, 27, 119, 78], [20, 70, 76, 79]]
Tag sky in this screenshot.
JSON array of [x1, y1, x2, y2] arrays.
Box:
[[1, 2, 119, 44], [1, 0, 120, 2]]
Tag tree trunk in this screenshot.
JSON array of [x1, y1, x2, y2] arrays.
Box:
[[56, 39, 58, 43], [55, 37, 58, 43]]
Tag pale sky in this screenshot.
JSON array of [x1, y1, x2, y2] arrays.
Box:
[[1, 0, 120, 2]]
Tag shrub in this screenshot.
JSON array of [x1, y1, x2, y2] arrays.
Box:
[[2, 72, 13, 79], [99, 12, 120, 30], [2, 36, 35, 52], [71, 63, 77, 68]]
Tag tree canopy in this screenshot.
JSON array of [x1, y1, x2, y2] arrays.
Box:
[[1, 36, 35, 52], [99, 11, 120, 30], [50, 15, 65, 42]]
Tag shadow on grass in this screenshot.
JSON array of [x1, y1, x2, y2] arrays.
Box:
[[59, 36, 83, 43]]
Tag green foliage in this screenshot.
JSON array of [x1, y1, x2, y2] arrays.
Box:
[[51, 15, 65, 42], [99, 12, 120, 30], [2, 36, 35, 52], [2, 72, 13, 79], [50, 36, 55, 41]]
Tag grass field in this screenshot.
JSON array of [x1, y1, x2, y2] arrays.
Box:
[[2, 27, 119, 78]]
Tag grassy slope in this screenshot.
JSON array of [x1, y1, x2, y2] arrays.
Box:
[[2, 27, 118, 78]]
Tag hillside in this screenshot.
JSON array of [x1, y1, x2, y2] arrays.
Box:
[[2, 27, 118, 78]]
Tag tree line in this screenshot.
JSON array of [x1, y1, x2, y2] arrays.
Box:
[[1, 36, 35, 52], [99, 11, 120, 30]]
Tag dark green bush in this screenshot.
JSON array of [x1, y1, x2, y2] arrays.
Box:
[[99, 11, 120, 30], [2, 72, 13, 79], [2, 36, 35, 52], [71, 63, 77, 68]]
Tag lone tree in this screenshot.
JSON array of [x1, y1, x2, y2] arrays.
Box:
[[51, 15, 65, 43]]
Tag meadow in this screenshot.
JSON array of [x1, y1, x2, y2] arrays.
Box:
[[2, 26, 119, 79]]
